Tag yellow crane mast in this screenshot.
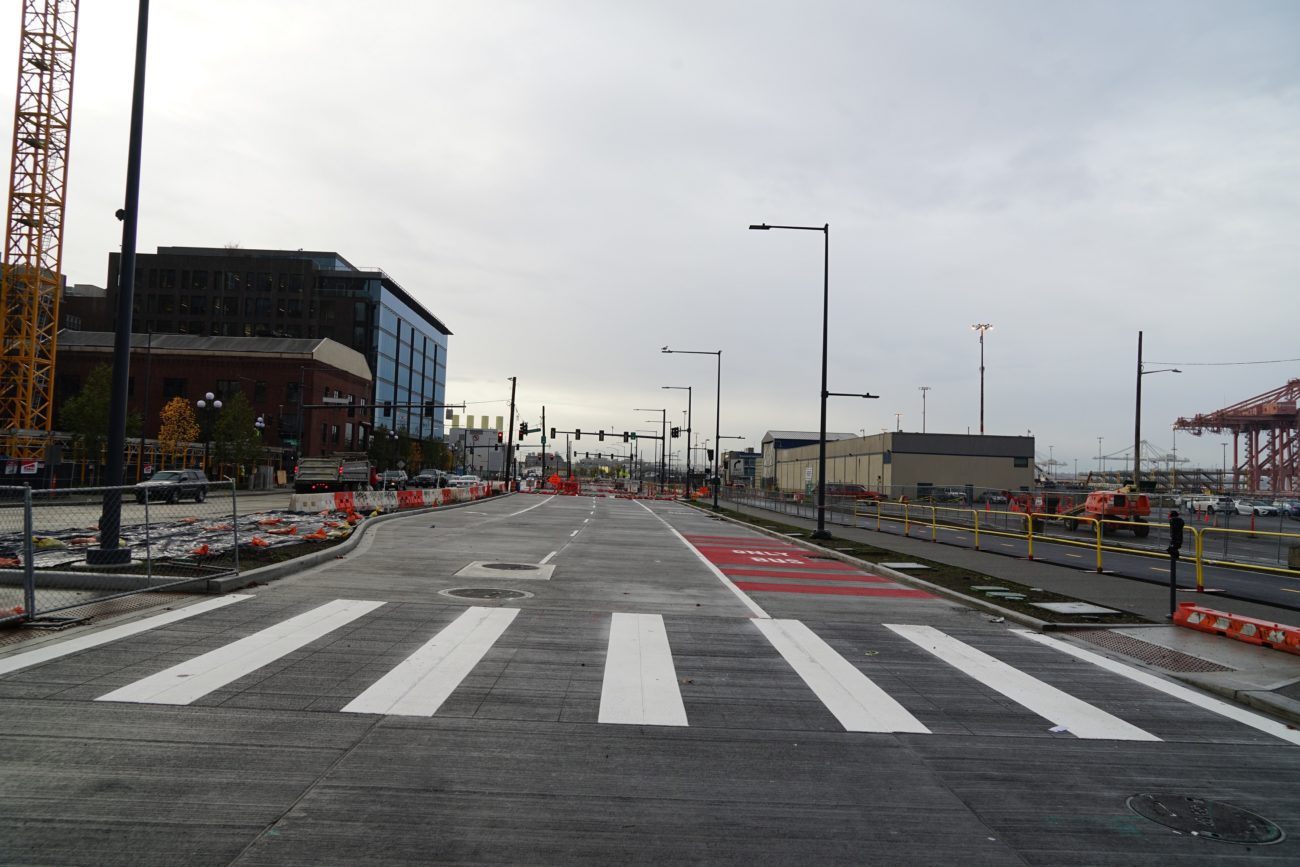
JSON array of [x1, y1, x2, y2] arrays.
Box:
[[0, 0, 78, 462]]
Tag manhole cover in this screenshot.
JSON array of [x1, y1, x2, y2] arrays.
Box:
[[481, 563, 539, 571], [1127, 794, 1285, 845], [439, 588, 531, 600]]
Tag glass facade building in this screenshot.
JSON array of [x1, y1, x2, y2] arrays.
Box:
[[76, 247, 452, 445]]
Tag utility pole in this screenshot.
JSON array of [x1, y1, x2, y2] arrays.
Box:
[[541, 406, 547, 479], [505, 376, 517, 486]]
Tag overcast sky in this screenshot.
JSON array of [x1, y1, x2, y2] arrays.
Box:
[[13, 1, 1300, 474]]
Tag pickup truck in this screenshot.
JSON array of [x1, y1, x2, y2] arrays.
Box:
[[294, 454, 373, 494]]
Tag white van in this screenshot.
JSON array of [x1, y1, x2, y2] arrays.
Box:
[[449, 475, 480, 488]]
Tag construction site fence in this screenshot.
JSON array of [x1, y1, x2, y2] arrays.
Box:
[[0, 481, 243, 627], [718, 488, 1300, 587]]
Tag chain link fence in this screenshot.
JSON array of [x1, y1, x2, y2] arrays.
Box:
[[1, 481, 242, 625]]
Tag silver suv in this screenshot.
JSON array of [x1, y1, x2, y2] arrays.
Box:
[[378, 470, 408, 490], [136, 469, 209, 504]]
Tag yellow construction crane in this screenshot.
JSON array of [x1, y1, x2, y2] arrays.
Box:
[[0, 0, 78, 462]]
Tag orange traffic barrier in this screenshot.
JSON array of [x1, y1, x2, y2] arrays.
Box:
[[1174, 603, 1300, 656]]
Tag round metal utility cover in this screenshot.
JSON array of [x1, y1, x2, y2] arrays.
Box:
[[1127, 794, 1284, 845], [439, 588, 532, 600], [481, 563, 539, 571]]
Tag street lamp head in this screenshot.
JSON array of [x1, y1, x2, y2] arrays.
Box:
[[748, 224, 770, 230], [205, 391, 215, 401], [661, 346, 671, 353], [971, 323, 993, 333]]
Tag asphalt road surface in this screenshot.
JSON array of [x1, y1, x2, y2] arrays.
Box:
[[2, 494, 1298, 864]]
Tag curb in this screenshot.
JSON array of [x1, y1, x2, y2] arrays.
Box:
[[205, 494, 513, 594], [1170, 674, 1300, 728]]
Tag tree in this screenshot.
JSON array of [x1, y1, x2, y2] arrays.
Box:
[[158, 397, 199, 467], [212, 391, 262, 472], [61, 363, 141, 466]]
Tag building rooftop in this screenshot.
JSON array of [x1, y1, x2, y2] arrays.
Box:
[[57, 331, 372, 382]]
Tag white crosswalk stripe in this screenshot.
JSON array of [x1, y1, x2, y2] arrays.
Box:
[[96, 599, 385, 706], [756, 619, 929, 733], [886, 624, 1159, 741], [599, 612, 688, 726], [342, 606, 519, 716], [7, 598, 1296, 744]]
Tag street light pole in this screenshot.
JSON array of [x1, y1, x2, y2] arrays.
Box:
[[918, 386, 930, 433], [196, 392, 223, 474], [971, 324, 993, 435], [1134, 330, 1182, 493], [663, 385, 692, 496], [661, 347, 723, 509], [634, 407, 667, 489]]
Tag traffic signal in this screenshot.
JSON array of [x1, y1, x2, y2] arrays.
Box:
[[575, 429, 581, 440], [622, 431, 629, 442], [706, 449, 714, 461], [671, 426, 680, 438], [598, 430, 605, 442], [630, 431, 637, 440], [497, 431, 503, 444], [519, 421, 528, 439], [425, 401, 438, 415]]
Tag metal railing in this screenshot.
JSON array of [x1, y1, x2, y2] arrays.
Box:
[[1, 481, 242, 626], [717, 488, 1300, 587]]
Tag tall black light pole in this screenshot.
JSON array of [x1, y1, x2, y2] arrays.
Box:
[[663, 385, 692, 495], [971, 323, 993, 434], [635, 407, 667, 488], [89, 0, 150, 567], [662, 347, 722, 509], [1134, 330, 1181, 493], [196, 392, 222, 473], [749, 223, 876, 538]]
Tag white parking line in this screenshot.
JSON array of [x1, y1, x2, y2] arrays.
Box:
[[0, 595, 253, 677], [757, 619, 929, 733], [599, 613, 688, 726], [887, 625, 1157, 741], [1013, 629, 1300, 746], [97, 599, 384, 705], [343, 606, 520, 716]]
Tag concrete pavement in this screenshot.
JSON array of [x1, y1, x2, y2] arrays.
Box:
[[716, 498, 1300, 727]]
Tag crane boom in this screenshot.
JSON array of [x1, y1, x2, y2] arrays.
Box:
[[0, 0, 78, 461]]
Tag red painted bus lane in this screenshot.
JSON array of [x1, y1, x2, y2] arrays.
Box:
[[732, 581, 936, 598], [722, 567, 895, 583]]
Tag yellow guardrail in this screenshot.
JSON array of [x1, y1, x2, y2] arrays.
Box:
[[852, 500, 1300, 588]]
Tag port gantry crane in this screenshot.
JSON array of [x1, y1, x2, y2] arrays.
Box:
[[0, 0, 78, 462], [1175, 379, 1300, 495]]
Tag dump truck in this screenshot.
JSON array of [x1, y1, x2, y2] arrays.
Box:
[[293, 453, 373, 494], [1062, 489, 1151, 536]]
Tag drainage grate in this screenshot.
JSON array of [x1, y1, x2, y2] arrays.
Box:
[[481, 563, 539, 571], [1073, 630, 1234, 673], [1128, 794, 1285, 844], [439, 588, 531, 600]]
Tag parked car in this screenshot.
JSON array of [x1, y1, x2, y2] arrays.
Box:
[[410, 470, 448, 488], [1189, 494, 1236, 514], [135, 469, 209, 504], [377, 470, 408, 490], [823, 484, 883, 500], [1274, 500, 1300, 519], [1235, 499, 1279, 517], [975, 491, 1009, 504], [929, 487, 968, 504], [449, 475, 481, 488]]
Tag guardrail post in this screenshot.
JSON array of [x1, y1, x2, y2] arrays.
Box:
[[903, 503, 911, 536], [1026, 513, 1035, 560], [973, 509, 981, 550], [930, 506, 938, 542], [231, 480, 241, 575], [22, 487, 35, 622], [1094, 518, 1103, 573], [1194, 527, 1205, 591]]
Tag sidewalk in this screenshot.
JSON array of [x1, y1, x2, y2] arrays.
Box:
[[717, 500, 1300, 727]]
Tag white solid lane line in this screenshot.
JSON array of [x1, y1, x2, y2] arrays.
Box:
[[97, 599, 385, 705], [538, 551, 557, 565], [635, 500, 769, 619], [886, 625, 1158, 741], [599, 612, 688, 726], [0, 595, 253, 677], [1013, 629, 1300, 746], [343, 606, 519, 716], [506, 495, 555, 517], [756, 619, 929, 733]]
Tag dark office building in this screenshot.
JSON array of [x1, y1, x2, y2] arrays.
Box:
[[63, 247, 452, 440]]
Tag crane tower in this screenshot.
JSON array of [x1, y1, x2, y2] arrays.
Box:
[[0, 0, 78, 462]]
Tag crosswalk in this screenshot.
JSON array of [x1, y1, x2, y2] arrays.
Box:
[[3, 596, 1299, 745]]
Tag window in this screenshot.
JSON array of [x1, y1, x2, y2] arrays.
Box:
[[159, 269, 176, 289], [216, 380, 242, 400], [345, 422, 353, 447], [1014, 457, 1029, 467], [286, 298, 302, 317], [331, 424, 340, 444], [260, 272, 274, 293], [226, 271, 242, 293], [256, 298, 272, 317], [288, 273, 303, 294], [254, 381, 267, 403], [162, 377, 186, 399], [157, 295, 175, 314], [286, 382, 302, 404], [179, 295, 190, 314], [189, 295, 207, 315], [191, 271, 208, 290], [222, 296, 237, 316]]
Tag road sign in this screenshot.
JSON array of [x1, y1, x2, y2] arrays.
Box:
[[804, 467, 813, 482], [143, 464, 153, 475]]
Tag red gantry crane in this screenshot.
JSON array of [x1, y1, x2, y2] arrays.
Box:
[[1175, 379, 1300, 495], [0, 0, 78, 463]]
